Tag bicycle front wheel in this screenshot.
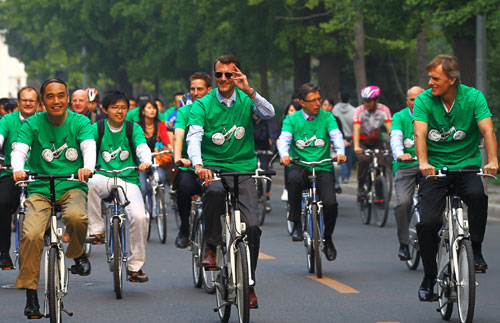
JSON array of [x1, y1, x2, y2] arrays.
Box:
[[311, 204, 322, 278], [145, 194, 152, 241], [215, 246, 231, 322], [437, 235, 453, 320], [406, 206, 420, 270], [373, 175, 389, 227], [286, 203, 294, 235], [457, 239, 475, 323], [235, 241, 250, 323], [155, 187, 168, 244], [191, 216, 203, 288], [359, 189, 371, 225], [47, 246, 62, 323], [112, 217, 123, 299], [305, 210, 314, 274]]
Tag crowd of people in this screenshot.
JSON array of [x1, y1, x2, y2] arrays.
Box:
[[0, 53, 498, 319]]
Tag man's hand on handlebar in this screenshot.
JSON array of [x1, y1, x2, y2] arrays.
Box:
[[280, 156, 292, 167], [176, 158, 192, 168], [354, 146, 363, 155], [138, 163, 152, 173], [77, 168, 93, 182], [333, 154, 347, 165], [483, 161, 499, 176], [13, 170, 27, 182], [419, 161, 435, 177], [195, 164, 213, 185], [397, 153, 413, 162]]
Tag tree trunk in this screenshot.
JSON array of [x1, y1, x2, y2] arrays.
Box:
[[353, 12, 366, 105], [259, 60, 270, 99], [416, 24, 428, 88], [318, 53, 341, 102], [449, 34, 476, 87], [293, 42, 311, 90], [117, 69, 133, 97]]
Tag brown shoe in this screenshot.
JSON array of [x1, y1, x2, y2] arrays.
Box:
[[127, 269, 149, 283], [201, 249, 216, 268], [249, 288, 259, 309], [86, 233, 105, 245]]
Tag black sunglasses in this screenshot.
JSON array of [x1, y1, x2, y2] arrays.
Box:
[[215, 72, 233, 79]]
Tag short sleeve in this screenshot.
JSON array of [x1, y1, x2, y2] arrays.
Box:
[[76, 115, 94, 143], [132, 123, 147, 146], [391, 111, 403, 132], [325, 113, 339, 132], [412, 95, 428, 123], [188, 100, 205, 127], [175, 105, 189, 130], [473, 90, 492, 122], [16, 118, 34, 146], [353, 106, 362, 124], [0, 115, 9, 138], [281, 114, 294, 133]]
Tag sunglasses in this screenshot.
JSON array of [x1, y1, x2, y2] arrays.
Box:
[[215, 72, 233, 79]]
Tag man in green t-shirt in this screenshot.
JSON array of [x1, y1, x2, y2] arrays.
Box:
[[11, 78, 96, 318], [0, 86, 39, 270], [413, 55, 498, 302], [87, 90, 152, 283], [278, 82, 346, 260], [389, 86, 423, 262], [186, 55, 274, 309], [173, 72, 212, 249]]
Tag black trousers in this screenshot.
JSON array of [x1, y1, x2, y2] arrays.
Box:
[[286, 165, 338, 238], [175, 169, 202, 233], [257, 153, 272, 195], [203, 175, 261, 284], [357, 139, 386, 191], [417, 170, 488, 276], [0, 176, 20, 252]]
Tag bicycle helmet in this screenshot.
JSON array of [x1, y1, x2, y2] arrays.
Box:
[[360, 85, 380, 101]]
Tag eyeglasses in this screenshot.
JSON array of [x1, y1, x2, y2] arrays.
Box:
[[20, 99, 37, 104], [109, 105, 128, 111], [303, 98, 321, 103], [215, 72, 233, 79]]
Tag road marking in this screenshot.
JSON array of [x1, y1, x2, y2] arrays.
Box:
[[307, 275, 359, 293], [258, 252, 275, 260], [488, 216, 500, 222]]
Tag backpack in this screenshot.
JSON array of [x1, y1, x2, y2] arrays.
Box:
[[96, 120, 137, 164]]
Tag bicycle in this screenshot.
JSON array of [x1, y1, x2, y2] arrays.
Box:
[[406, 178, 421, 270], [255, 149, 274, 226], [291, 157, 338, 279], [145, 151, 169, 244], [359, 149, 390, 227], [17, 173, 81, 323], [96, 166, 137, 299], [213, 169, 275, 323], [432, 167, 495, 323]]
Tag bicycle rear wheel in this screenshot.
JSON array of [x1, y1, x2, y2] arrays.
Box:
[[359, 185, 371, 225], [145, 194, 152, 241], [437, 236, 453, 320], [191, 217, 203, 288], [311, 204, 322, 278], [373, 175, 389, 227], [155, 187, 168, 244], [47, 246, 62, 323], [406, 206, 420, 270], [215, 246, 231, 322], [286, 203, 294, 235], [457, 239, 475, 323], [235, 241, 250, 323], [304, 209, 314, 274], [112, 217, 123, 299]]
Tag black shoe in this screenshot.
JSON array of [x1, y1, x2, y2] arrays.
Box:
[[70, 252, 91, 276], [265, 200, 272, 212], [474, 253, 488, 273], [0, 251, 14, 270], [24, 289, 42, 319], [175, 231, 189, 249], [418, 275, 437, 302], [398, 244, 411, 261], [324, 239, 337, 261], [335, 187, 342, 194], [292, 222, 303, 242]]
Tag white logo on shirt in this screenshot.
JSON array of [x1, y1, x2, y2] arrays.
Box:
[[295, 135, 325, 150], [428, 126, 466, 142], [211, 124, 246, 146], [41, 140, 79, 162], [102, 146, 129, 163]]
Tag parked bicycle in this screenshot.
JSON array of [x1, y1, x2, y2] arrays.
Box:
[[213, 169, 275, 323], [433, 167, 495, 323], [359, 149, 390, 227]]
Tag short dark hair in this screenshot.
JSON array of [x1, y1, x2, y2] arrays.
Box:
[[340, 92, 350, 103], [427, 54, 461, 85], [298, 83, 320, 100], [173, 91, 184, 99], [190, 72, 212, 88], [285, 101, 302, 116], [4, 101, 17, 112], [154, 98, 163, 104], [102, 90, 129, 110], [18, 86, 40, 101], [0, 98, 11, 106], [40, 78, 68, 96], [322, 97, 335, 106], [214, 55, 241, 70]]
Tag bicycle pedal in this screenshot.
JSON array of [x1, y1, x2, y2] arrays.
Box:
[[26, 313, 43, 320], [475, 269, 486, 273], [1, 266, 14, 270], [204, 266, 217, 271]]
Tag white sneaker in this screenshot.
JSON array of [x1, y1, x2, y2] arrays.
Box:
[[281, 189, 288, 201]]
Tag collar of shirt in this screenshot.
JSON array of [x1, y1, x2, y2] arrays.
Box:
[[216, 88, 236, 106], [301, 110, 316, 121], [407, 108, 413, 118]]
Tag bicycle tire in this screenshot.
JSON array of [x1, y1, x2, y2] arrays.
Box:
[[457, 239, 475, 323], [311, 203, 322, 278], [406, 206, 420, 270], [286, 203, 294, 235], [201, 219, 216, 294], [191, 216, 203, 288], [112, 217, 123, 299], [373, 175, 389, 227], [437, 236, 453, 320], [169, 190, 181, 230], [16, 212, 25, 268], [359, 193, 371, 225], [146, 194, 152, 241], [305, 210, 314, 274], [155, 187, 167, 244], [48, 246, 62, 323], [83, 242, 92, 257], [235, 241, 250, 323], [215, 246, 231, 322]]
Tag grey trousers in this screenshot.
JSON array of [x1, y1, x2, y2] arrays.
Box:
[[393, 165, 420, 245]]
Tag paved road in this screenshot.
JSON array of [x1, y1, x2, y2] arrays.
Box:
[[2, 173, 500, 322]]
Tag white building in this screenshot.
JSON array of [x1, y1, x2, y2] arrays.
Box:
[[0, 31, 27, 98]]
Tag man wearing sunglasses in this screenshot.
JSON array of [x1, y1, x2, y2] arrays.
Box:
[[187, 54, 274, 309]]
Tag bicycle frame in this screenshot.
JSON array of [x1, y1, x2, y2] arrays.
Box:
[[14, 182, 28, 269]]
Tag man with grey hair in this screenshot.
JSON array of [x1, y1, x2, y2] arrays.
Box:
[[414, 54, 498, 302], [390, 86, 424, 262], [71, 89, 90, 117]]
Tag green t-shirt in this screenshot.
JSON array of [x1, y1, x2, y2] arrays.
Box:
[[0, 111, 32, 177], [282, 109, 339, 172], [391, 107, 418, 173], [160, 106, 176, 123], [16, 111, 94, 198], [94, 121, 146, 185], [188, 88, 256, 172], [125, 107, 140, 122], [174, 103, 194, 171], [413, 84, 492, 169]]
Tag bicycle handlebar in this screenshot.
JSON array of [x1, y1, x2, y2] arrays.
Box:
[[214, 169, 276, 178], [151, 150, 172, 157], [291, 157, 337, 166], [96, 166, 139, 175], [363, 149, 390, 156], [426, 167, 497, 179]]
